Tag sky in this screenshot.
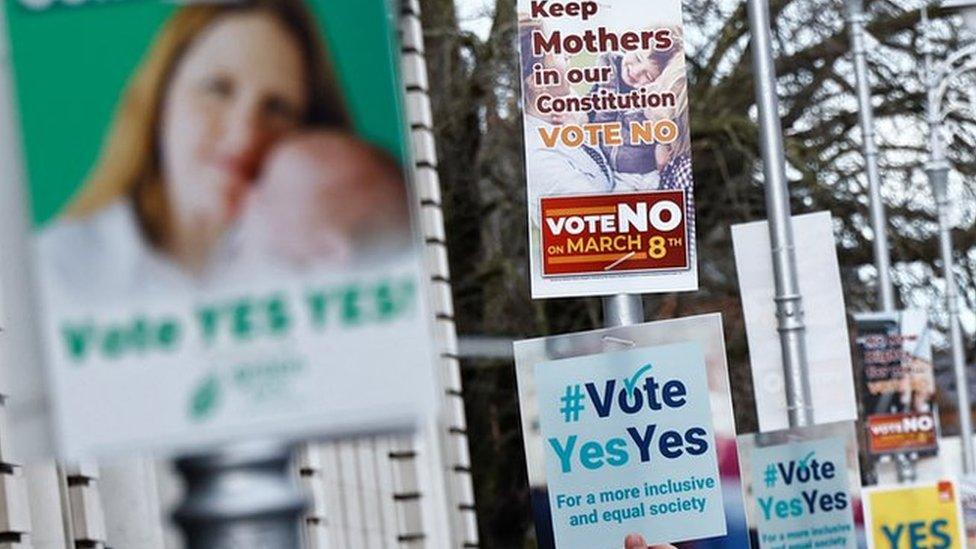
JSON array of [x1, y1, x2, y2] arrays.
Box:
[[456, 0, 493, 38]]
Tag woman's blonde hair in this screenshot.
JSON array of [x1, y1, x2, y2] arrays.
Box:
[[66, 0, 350, 247], [645, 26, 689, 165], [657, 54, 690, 161]]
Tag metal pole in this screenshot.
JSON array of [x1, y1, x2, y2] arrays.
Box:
[[845, 0, 918, 484], [172, 441, 307, 548], [892, 454, 917, 483], [921, 7, 976, 476], [747, 0, 815, 429], [603, 294, 645, 328], [933, 187, 976, 475], [845, 0, 897, 312], [927, 158, 975, 475]]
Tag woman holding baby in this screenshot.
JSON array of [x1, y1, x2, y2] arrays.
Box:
[[588, 28, 691, 192], [588, 29, 696, 250], [39, 0, 407, 299]]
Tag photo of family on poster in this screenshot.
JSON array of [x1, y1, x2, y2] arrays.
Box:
[[37, 0, 413, 304], [519, 18, 695, 239]]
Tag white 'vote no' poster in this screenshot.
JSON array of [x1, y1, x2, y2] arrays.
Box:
[[517, 0, 700, 298]]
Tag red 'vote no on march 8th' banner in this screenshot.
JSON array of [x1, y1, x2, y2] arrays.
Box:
[[867, 411, 938, 454], [540, 190, 689, 276]]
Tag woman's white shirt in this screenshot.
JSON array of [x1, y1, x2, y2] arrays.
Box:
[[36, 200, 397, 307], [524, 114, 614, 227], [37, 200, 196, 306]]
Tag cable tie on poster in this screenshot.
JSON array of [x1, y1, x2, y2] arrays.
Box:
[[602, 335, 636, 347]]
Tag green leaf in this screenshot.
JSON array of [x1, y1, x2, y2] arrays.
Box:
[[189, 375, 220, 422]]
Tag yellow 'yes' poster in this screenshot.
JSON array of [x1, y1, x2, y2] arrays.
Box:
[[864, 481, 964, 549]]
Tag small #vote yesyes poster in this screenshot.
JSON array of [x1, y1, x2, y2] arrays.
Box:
[[863, 480, 964, 549], [514, 313, 747, 548], [517, 0, 699, 298], [737, 421, 863, 548]]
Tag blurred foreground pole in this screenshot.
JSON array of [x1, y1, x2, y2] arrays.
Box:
[[921, 6, 975, 475], [747, 0, 814, 428], [845, 0, 917, 484], [172, 441, 305, 548]]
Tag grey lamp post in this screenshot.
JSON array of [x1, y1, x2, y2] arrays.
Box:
[[921, 1, 976, 475], [747, 0, 815, 429], [846, 0, 920, 484], [845, 0, 897, 314], [925, 157, 974, 474]]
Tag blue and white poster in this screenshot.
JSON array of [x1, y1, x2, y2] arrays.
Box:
[[514, 314, 746, 548], [737, 422, 864, 549]]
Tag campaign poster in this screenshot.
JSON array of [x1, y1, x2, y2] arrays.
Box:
[[958, 476, 976, 547], [0, 0, 437, 457], [517, 0, 699, 298], [863, 481, 964, 549], [514, 314, 748, 547], [732, 211, 857, 431], [737, 421, 864, 548], [855, 310, 939, 457]]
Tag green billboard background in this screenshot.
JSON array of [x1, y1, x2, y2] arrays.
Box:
[[3, 0, 407, 226]]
